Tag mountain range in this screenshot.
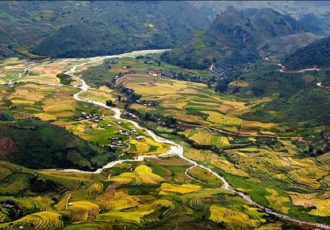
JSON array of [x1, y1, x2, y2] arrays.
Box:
[[0, 1, 210, 59], [161, 7, 316, 69], [283, 36, 330, 69]]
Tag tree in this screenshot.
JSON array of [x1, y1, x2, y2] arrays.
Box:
[[106, 100, 115, 107], [0, 111, 13, 121]]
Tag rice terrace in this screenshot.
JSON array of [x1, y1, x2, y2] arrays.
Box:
[[0, 1, 330, 230]]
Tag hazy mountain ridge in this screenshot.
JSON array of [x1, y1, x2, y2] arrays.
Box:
[[0, 1, 210, 59], [162, 7, 313, 69], [283, 35, 330, 69]]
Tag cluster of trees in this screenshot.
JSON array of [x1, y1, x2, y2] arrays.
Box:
[[120, 87, 141, 107], [0, 111, 13, 121], [56, 73, 73, 85], [161, 70, 216, 86], [127, 108, 177, 129], [284, 36, 330, 69], [296, 129, 330, 157]]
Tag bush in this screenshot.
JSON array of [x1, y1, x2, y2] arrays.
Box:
[[0, 112, 13, 121]]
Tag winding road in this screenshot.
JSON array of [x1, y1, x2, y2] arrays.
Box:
[[56, 51, 330, 230], [0, 67, 29, 87]]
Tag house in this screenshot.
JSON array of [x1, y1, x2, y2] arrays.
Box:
[[147, 70, 161, 77], [136, 136, 144, 140], [75, 112, 102, 122], [144, 60, 154, 65]]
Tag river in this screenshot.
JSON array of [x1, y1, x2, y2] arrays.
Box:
[[57, 50, 330, 230]]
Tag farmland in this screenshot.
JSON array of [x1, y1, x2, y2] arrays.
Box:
[[108, 55, 330, 226], [0, 51, 329, 229]]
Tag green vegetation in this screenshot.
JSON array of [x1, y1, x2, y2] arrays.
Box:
[[0, 111, 13, 121], [0, 46, 329, 229], [244, 87, 330, 125], [56, 73, 73, 85], [0, 1, 210, 59], [260, 32, 321, 59], [162, 7, 310, 69], [284, 36, 330, 69], [0, 119, 113, 170], [80, 65, 117, 86]]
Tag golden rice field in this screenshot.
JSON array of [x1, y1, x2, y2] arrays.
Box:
[[119, 74, 189, 96], [0, 212, 63, 230], [187, 166, 223, 187], [228, 80, 249, 87], [120, 73, 279, 134], [184, 147, 249, 177], [110, 165, 164, 185], [18, 74, 60, 85], [67, 201, 100, 222], [79, 87, 114, 104], [129, 137, 168, 155], [96, 209, 154, 224], [159, 183, 201, 195], [98, 191, 140, 211], [265, 188, 290, 214], [183, 128, 230, 148], [209, 205, 263, 229], [0, 55, 329, 229]]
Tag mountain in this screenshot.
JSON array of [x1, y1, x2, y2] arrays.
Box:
[[0, 1, 210, 59], [192, 1, 330, 19], [298, 13, 330, 35], [283, 36, 330, 69], [161, 7, 312, 69], [0, 119, 112, 170], [224, 61, 330, 126], [258, 32, 321, 59]]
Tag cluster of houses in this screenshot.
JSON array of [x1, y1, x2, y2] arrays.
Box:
[[103, 59, 118, 69], [108, 136, 124, 148], [123, 111, 138, 119], [75, 112, 102, 122], [144, 60, 154, 65], [146, 70, 161, 77], [108, 127, 144, 149], [135, 99, 158, 107]]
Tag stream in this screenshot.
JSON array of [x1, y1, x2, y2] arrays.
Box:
[[56, 51, 330, 230]]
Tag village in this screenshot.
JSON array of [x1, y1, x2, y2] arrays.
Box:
[[74, 112, 147, 150], [75, 112, 102, 122]]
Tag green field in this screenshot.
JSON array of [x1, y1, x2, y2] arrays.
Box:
[[0, 53, 329, 229]]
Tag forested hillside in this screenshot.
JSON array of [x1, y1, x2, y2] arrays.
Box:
[[283, 36, 330, 69], [0, 1, 210, 59], [162, 7, 313, 69]]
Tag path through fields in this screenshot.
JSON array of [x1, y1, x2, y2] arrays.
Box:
[[56, 51, 330, 230]]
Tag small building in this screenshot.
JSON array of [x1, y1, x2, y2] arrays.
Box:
[[136, 136, 144, 140], [147, 70, 161, 77]]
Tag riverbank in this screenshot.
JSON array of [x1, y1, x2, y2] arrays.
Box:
[[56, 50, 330, 230]]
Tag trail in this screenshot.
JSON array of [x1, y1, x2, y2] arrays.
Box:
[[317, 82, 330, 92], [278, 63, 320, 73], [52, 51, 330, 230], [0, 67, 29, 87], [278, 64, 330, 93]]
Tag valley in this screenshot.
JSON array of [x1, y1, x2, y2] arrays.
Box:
[[0, 49, 329, 229], [1, 1, 330, 229]]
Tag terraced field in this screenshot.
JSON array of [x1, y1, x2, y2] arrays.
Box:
[[0, 51, 329, 229]]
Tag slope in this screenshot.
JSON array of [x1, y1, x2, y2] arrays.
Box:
[[162, 7, 312, 69], [283, 36, 330, 69], [0, 1, 210, 59]]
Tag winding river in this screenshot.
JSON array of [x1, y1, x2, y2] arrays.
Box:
[[58, 51, 329, 230]]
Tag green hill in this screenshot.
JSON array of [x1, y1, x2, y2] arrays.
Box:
[[283, 36, 330, 69], [258, 32, 321, 59], [0, 1, 210, 59], [0, 119, 113, 170], [162, 7, 311, 69], [222, 61, 330, 126]]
